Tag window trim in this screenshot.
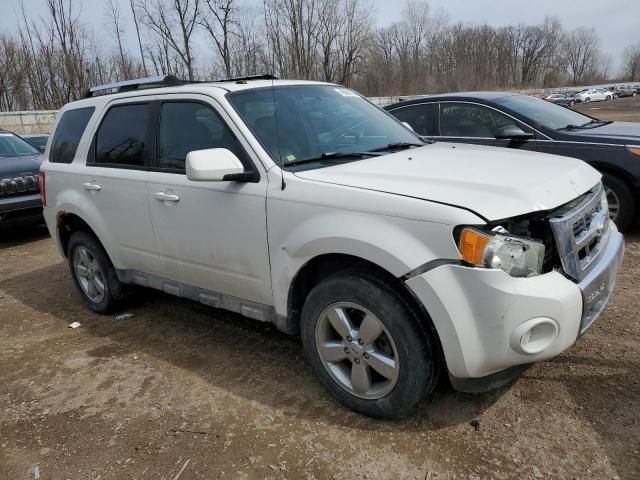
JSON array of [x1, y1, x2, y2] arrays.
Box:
[[88, 101, 154, 170], [150, 98, 258, 177]]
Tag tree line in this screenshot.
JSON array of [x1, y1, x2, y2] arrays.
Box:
[[1, 0, 640, 111]]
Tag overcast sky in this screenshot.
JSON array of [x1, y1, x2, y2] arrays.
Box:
[[2, 0, 638, 72]]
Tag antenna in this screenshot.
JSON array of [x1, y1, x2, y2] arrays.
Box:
[[271, 75, 286, 190]]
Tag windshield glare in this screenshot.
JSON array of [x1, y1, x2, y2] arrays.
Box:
[[496, 95, 594, 130], [0, 133, 41, 158], [227, 85, 421, 167]]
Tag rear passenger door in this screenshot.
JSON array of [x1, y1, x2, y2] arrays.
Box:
[[435, 102, 537, 151], [145, 94, 272, 306], [82, 99, 160, 274]]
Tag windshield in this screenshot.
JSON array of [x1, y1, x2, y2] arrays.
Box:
[[227, 85, 422, 168], [495, 94, 596, 130], [0, 132, 41, 158]]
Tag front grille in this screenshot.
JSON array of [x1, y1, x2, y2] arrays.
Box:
[[549, 183, 609, 282], [0, 175, 40, 197]]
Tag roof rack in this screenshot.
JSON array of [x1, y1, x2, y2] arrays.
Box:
[[84, 75, 182, 98], [211, 74, 278, 83], [84, 73, 278, 98]]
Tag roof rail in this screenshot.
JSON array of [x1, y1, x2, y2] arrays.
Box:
[[211, 74, 278, 83], [84, 75, 182, 98], [83, 73, 278, 98]]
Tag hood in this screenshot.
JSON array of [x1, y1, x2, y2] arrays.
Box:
[[565, 121, 640, 143], [0, 154, 43, 176], [294, 143, 601, 221]]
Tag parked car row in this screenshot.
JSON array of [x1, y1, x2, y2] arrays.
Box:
[[535, 85, 640, 107]]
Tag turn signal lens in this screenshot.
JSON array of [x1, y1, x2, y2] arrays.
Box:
[[459, 228, 491, 266], [627, 146, 640, 157]]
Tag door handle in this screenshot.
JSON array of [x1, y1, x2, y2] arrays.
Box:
[[154, 191, 180, 202], [83, 182, 101, 191]]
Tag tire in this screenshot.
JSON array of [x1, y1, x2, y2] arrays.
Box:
[[602, 173, 635, 233], [569, 100, 575, 107], [606, 95, 611, 101], [300, 271, 440, 419], [67, 231, 130, 313], [633, 92, 637, 97], [585, 97, 591, 102]]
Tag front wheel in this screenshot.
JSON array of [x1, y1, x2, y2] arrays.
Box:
[[602, 173, 635, 232], [301, 272, 440, 419], [569, 100, 575, 107], [585, 97, 591, 102]]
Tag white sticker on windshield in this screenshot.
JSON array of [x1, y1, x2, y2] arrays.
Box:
[[334, 88, 358, 97]]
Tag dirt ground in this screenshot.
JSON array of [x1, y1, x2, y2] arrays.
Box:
[[574, 94, 640, 122], [2, 98, 640, 480]]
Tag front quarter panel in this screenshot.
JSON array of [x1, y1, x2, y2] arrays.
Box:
[[267, 168, 483, 316]]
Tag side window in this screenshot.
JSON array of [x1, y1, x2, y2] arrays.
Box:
[[158, 102, 248, 172], [94, 103, 150, 167], [438, 103, 527, 138], [390, 104, 433, 136], [50, 107, 95, 163]]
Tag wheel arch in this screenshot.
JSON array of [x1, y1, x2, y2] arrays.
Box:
[[591, 162, 639, 217], [284, 253, 445, 365], [56, 211, 115, 263]]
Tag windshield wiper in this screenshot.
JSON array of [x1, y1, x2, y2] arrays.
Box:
[[284, 151, 379, 167], [367, 142, 425, 152], [559, 119, 613, 131]]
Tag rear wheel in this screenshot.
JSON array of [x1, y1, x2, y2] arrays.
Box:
[[585, 97, 591, 102], [301, 272, 439, 419], [602, 173, 635, 232], [67, 231, 130, 313]]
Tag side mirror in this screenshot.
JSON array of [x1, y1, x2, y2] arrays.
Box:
[[494, 125, 534, 140], [402, 121, 415, 132], [37, 146, 46, 153], [186, 148, 245, 182]]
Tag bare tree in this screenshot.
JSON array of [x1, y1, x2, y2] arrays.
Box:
[[138, 0, 200, 80], [621, 43, 640, 81], [200, 0, 236, 77], [129, 0, 148, 76], [104, 0, 132, 78], [563, 27, 602, 85]]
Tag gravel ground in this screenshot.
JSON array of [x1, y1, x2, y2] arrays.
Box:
[[1, 97, 640, 479]]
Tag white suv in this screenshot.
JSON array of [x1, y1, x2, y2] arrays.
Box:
[[40, 76, 624, 418]]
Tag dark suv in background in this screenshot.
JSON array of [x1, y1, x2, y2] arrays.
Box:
[[386, 92, 640, 231], [0, 129, 44, 228]]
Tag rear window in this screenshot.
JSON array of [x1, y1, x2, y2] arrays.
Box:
[[94, 103, 150, 167], [50, 107, 95, 163]]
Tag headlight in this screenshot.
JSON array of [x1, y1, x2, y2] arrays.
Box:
[[458, 227, 545, 278]]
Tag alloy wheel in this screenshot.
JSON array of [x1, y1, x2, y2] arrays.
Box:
[[315, 302, 400, 399], [73, 246, 106, 303], [604, 185, 620, 222]]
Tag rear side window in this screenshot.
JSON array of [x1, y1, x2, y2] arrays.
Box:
[[94, 103, 150, 167], [50, 107, 94, 163]]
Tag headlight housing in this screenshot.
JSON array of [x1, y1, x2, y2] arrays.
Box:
[[458, 227, 545, 278]]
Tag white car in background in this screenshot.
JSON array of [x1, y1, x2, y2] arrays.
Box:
[[574, 88, 612, 102]]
